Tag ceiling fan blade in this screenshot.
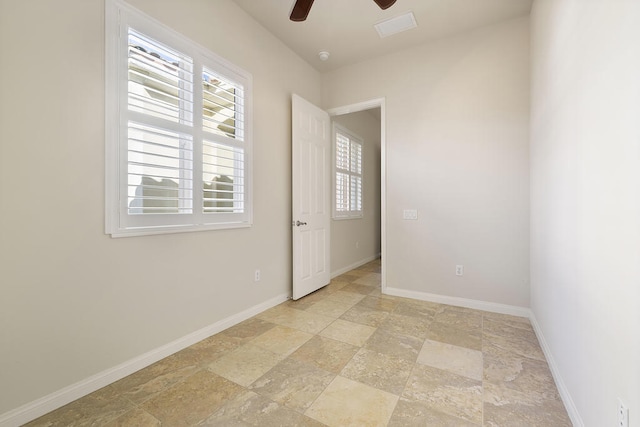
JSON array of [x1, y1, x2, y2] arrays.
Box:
[[372, 0, 397, 10], [290, 0, 314, 21]]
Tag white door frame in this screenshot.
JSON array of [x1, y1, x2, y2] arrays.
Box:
[[327, 98, 386, 292]]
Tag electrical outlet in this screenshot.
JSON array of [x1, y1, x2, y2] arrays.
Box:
[[356, 241, 360, 248], [618, 398, 629, 427], [455, 265, 464, 276], [254, 269, 261, 282]]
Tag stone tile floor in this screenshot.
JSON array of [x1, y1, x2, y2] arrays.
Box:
[[25, 259, 571, 426]]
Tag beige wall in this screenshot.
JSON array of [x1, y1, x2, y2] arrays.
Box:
[[530, 0, 640, 424], [331, 111, 381, 274], [0, 0, 321, 414], [323, 17, 530, 307]]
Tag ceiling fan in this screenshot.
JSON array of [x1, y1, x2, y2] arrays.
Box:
[[290, 0, 398, 22]]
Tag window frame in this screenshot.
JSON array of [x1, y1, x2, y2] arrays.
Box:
[[332, 123, 363, 220], [105, 0, 252, 237]]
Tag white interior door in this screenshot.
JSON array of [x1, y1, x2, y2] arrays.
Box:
[[292, 94, 331, 300]]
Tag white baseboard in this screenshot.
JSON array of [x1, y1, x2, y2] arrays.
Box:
[[528, 313, 584, 427], [383, 286, 531, 318], [331, 253, 381, 278], [0, 293, 289, 427]]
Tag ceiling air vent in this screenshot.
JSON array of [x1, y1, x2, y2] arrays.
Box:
[[374, 11, 417, 38]]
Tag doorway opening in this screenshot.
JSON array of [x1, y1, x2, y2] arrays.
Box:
[[328, 99, 386, 292]]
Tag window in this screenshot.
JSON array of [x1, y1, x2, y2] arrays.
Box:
[[105, 0, 252, 237], [333, 124, 363, 219]]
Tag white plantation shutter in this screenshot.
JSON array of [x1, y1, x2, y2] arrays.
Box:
[[202, 141, 245, 213], [335, 133, 350, 212], [202, 69, 244, 139], [106, 0, 252, 236], [127, 30, 194, 125], [350, 142, 362, 212], [334, 125, 363, 218], [201, 68, 246, 214], [126, 30, 194, 218], [127, 123, 193, 214]]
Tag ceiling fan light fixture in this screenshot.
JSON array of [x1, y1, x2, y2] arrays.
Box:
[[374, 11, 418, 38]]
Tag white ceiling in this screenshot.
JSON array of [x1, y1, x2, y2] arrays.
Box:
[[232, 0, 533, 73]]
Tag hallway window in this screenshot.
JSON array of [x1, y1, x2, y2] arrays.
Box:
[[334, 124, 363, 219]]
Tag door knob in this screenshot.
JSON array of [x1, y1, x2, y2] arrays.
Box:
[[295, 220, 307, 226]]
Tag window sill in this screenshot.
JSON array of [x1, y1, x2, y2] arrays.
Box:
[[108, 221, 252, 238], [332, 214, 363, 221]]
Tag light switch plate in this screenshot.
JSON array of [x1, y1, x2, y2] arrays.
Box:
[[403, 209, 418, 220]]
